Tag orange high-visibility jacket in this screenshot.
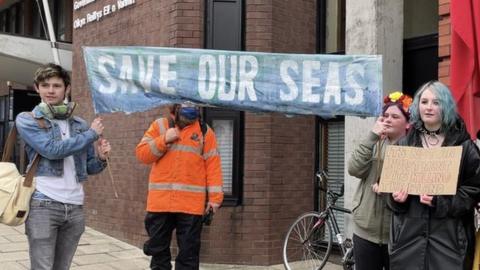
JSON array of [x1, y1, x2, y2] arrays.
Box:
[[135, 118, 223, 215]]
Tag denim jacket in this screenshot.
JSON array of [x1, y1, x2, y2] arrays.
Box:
[[15, 105, 107, 182]]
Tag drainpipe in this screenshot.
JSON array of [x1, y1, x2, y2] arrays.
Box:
[[41, 0, 60, 65]]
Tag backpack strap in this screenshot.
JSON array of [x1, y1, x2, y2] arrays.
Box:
[[167, 116, 175, 129], [199, 120, 209, 155], [200, 120, 208, 138]]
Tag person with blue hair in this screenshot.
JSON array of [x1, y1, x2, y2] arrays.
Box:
[[387, 80, 480, 270]]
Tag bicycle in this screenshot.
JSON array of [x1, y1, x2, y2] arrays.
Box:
[[283, 170, 354, 270]]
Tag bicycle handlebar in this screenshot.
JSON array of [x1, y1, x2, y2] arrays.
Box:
[[316, 170, 345, 198]]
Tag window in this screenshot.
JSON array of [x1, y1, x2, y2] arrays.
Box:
[[0, 0, 71, 42], [403, 0, 438, 95], [0, 8, 9, 33], [204, 108, 243, 205], [318, 0, 345, 54], [50, 0, 72, 42], [31, 0, 46, 39], [205, 0, 244, 205], [317, 118, 346, 236]]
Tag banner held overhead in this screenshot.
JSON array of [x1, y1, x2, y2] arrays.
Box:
[[83, 47, 382, 117]]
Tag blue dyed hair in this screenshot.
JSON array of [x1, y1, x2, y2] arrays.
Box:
[[409, 80, 458, 131]]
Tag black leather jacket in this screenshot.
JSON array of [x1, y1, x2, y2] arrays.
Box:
[[387, 119, 480, 270]]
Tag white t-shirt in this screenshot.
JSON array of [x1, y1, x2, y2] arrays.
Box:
[[34, 119, 84, 205]]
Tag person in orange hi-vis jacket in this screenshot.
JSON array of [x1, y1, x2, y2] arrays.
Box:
[[136, 103, 223, 270]]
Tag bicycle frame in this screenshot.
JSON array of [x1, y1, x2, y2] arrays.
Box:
[[283, 171, 354, 270], [307, 190, 352, 254], [325, 205, 351, 255], [317, 170, 354, 266]]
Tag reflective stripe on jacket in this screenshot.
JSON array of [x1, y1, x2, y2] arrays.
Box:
[[135, 117, 223, 215]]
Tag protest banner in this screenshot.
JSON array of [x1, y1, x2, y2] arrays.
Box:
[[378, 145, 462, 195], [83, 47, 382, 116]]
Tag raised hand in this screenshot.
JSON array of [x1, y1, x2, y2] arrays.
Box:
[[165, 127, 180, 144], [90, 117, 104, 136], [372, 116, 386, 137]]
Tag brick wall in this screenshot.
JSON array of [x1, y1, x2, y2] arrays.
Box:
[[73, 0, 316, 266], [438, 0, 451, 85]]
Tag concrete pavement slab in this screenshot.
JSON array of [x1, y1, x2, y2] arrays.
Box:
[[0, 223, 342, 270]]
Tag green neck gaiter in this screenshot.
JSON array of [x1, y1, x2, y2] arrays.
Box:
[[38, 102, 76, 120]]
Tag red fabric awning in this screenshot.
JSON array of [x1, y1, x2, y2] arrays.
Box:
[[451, 0, 480, 139]]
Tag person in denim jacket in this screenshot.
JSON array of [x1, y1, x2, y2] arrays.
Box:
[[15, 63, 111, 270]]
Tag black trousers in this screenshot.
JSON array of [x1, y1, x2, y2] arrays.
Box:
[[353, 234, 389, 270], [143, 212, 203, 270]]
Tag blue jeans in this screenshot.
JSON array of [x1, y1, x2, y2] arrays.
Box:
[[26, 199, 85, 270]]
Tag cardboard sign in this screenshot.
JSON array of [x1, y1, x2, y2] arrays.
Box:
[[378, 145, 462, 195]]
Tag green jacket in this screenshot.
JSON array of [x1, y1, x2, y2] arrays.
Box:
[[347, 131, 390, 244]]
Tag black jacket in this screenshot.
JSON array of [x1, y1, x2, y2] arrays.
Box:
[[387, 119, 480, 270]]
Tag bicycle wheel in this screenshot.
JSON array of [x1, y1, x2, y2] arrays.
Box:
[[283, 211, 333, 270]]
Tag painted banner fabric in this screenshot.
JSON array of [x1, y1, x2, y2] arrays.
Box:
[[83, 47, 382, 117]]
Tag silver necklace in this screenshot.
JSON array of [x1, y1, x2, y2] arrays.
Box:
[[419, 126, 441, 146], [55, 120, 68, 136]]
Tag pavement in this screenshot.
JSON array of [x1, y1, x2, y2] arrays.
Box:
[[0, 223, 342, 270]]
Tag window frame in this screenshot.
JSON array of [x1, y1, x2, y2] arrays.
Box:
[[317, 0, 345, 54], [203, 108, 243, 206]]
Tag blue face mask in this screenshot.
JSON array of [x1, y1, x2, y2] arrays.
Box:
[[179, 107, 199, 120]]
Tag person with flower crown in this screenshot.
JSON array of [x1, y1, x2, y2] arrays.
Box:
[[387, 81, 480, 270], [347, 90, 412, 270]]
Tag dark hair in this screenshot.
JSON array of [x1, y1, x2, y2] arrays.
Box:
[[382, 102, 410, 121], [33, 63, 70, 87], [477, 129, 480, 140]]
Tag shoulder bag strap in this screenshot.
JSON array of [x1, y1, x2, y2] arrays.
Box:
[[1, 123, 17, 162], [23, 112, 46, 188]]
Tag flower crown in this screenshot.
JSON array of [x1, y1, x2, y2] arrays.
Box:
[[383, 91, 413, 113]]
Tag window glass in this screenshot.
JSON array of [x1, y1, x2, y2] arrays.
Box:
[[325, 0, 345, 53], [212, 119, 234, 195]]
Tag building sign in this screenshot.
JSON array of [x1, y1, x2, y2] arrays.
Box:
[[378, 146, 462, 195], [73, 0, 135, 29], [83, 47, 383, 116]]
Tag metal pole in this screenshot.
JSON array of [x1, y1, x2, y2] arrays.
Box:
[[41, 0, 60, 65]]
